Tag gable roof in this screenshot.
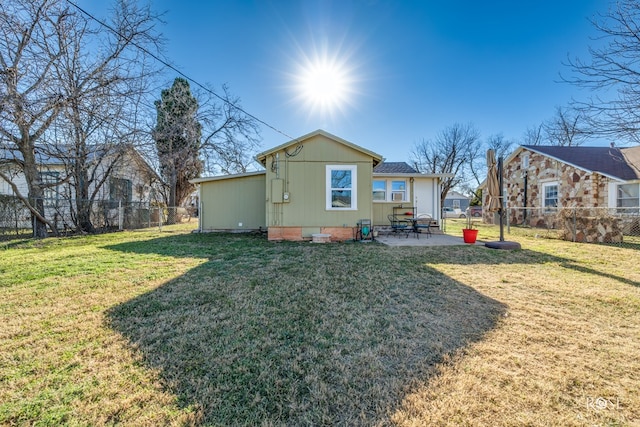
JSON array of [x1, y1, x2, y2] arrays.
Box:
[[516, 145, 640, 181], [445, 190, 469, 200], [373, 162, 418, 174], [255, 129, 383, 167], [1, 144, 162, 182]]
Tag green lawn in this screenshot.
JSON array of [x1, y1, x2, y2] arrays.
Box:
[[1, 224, 638, 426]]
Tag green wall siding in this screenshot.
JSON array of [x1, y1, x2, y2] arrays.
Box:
[[200, 174, 266, 230], [265, 134, 374, 228]]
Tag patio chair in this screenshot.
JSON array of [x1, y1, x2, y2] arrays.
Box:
[[413, 213, 432, 238], [387, 214, 410, 237]]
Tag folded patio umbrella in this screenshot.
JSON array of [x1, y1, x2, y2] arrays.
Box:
[[486, 149, 501, 212]]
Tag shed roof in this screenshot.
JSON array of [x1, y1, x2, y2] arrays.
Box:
[[190, 170, 266, 184]]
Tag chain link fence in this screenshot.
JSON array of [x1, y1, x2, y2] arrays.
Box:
[[486, 207, 640, 247], [0, 195, 197, 239]]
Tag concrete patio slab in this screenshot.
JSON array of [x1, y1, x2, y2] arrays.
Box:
[[374, 232, 484, 247]]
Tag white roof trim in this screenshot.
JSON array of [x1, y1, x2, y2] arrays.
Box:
[[190, 170, 266, 184]]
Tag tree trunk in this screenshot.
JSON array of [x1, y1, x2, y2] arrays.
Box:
[[31, 197, 48, 238], [75, 163, 95, 233]]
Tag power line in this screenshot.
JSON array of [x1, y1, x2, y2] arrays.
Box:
[[65, 0, 298, 142]]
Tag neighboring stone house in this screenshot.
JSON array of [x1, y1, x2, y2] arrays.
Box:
[[487, 145, 640, 241]]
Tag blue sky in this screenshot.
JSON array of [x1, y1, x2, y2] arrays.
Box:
[[87, 0, 609, 163]]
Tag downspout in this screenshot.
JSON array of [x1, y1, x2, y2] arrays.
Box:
[[523, 172, 528, 225], [197, 184, 202, 232]]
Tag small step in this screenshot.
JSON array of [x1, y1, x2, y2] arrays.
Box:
[[311, 233, 332, 243]]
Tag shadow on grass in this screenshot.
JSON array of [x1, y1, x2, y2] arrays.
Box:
[[412, 243, 640, 288], [104, 233, 509, 425]]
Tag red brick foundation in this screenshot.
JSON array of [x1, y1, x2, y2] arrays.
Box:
[[267, 226, 355, 242]]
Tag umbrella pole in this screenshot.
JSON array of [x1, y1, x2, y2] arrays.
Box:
[[498, 156, 504, 242]]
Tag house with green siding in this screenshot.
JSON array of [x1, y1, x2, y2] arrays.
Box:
[[191, 129, 450, 241]]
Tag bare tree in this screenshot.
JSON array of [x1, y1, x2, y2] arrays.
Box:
[[0, 0, 162, 236], [542, 106, 587, 146], [198, 84, 262, 176], [458, 133, 515, 204], [56, 2, 161, 233], [411, 123, 480, 205], [0, 0, 69, 237], [564, 0, 640, 144], [522, 124, 544, 146]]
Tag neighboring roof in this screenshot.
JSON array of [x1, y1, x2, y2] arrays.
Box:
[[373, 161, 454, 179], [373, 162, 418, 174], [1, 144, 162, 183], [190, 170, 266, 184], [621, 146, 640, 180], [255, 129, 383, 167], [511, 145, 640, 181], [445, 190, 470, 200]]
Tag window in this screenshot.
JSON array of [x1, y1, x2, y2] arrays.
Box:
[[452, 199, 461, 209], [373, 180, 386, 201], [391, 180, 406, 201], [39, 172, 60, 208], [542, 182, 558, 211], [110, 177, 132, 208], [372, 179, 408, 202], [327, 165, 357, 210], [0, 177, 11, 195], [617, 183, 639, 212]]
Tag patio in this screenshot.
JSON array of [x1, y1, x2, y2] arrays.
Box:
[[373, 230, 483, 246]]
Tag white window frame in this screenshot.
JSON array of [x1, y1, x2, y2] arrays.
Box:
[[372, 178, 409, 203], [391, 180, 407, 202], [542, 181, 559, 212], [616, 183, 640, 212], [326, 165, 357, 210]]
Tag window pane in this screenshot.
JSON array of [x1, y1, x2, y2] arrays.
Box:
[[618, 184, 639, 199], [617, 184, 639, 208], [373, 180, 385, 191], [391, 181, 405, 191], [373, 191, 386, 201], [331, 190, 351, 208], [373, 180, 386, 201], [391, 181, 406, 201], [331, 170, 351, 189], [544, 184, 558, 208]]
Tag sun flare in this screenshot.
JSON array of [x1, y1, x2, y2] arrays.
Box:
[[292, 54, 356, 115], [299, 61, 348, 108]]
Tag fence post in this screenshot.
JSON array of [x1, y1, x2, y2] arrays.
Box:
[[573, 207, 577, 242], [118, 201, 123, 231]]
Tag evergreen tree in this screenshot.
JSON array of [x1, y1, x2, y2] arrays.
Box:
[[154, 78, 202, 211]]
